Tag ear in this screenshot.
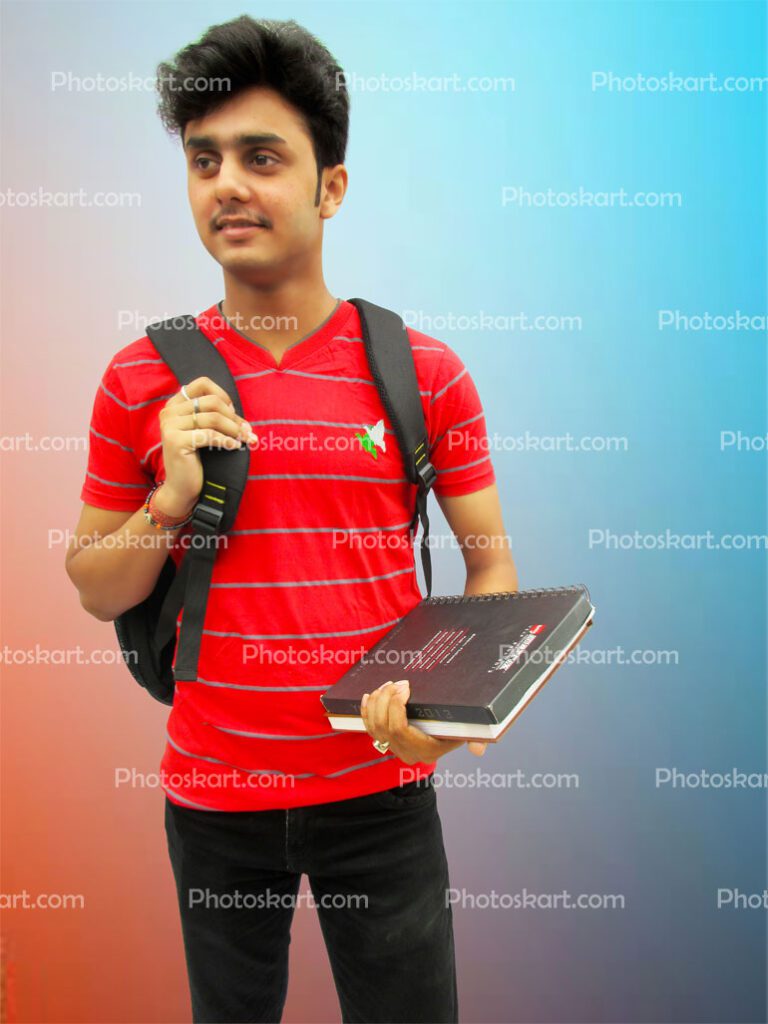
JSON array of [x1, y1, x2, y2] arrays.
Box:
[[319, 164, 348, 219]]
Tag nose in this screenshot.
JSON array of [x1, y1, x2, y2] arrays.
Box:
[[213, 155, 252, 205]]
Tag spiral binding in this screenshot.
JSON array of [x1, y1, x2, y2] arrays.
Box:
[[425, 584, 590, 604]]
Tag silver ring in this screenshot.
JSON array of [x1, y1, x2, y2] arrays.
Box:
[[372, 739, 390, 754], [181, 385, 201, 428]]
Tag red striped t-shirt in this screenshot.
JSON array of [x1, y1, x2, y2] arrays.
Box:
[[80, 298, 496, 810]]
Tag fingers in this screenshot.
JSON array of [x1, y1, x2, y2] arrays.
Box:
[[364, 681, 405, 733], [361, 680, 410, 745], [385, 681, 410, 735], [176, 408, 250, 441], [361, 682, 493, 762], [360, 683, 384, 741], [165, 390, 241, 429], [161, 380, 254, 451], [165, 376, 236, 410], [173, 426, 246, 454]]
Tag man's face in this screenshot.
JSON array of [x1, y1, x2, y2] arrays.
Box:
[[183, 85, 344, 281]]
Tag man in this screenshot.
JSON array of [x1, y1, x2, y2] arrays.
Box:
[[65, 15, 517, 1024]]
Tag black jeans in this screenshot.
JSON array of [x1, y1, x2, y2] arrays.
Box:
[[164, 776, 458, 1024]]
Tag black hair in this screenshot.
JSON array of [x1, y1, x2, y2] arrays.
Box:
[[156, 16, 349, 188]]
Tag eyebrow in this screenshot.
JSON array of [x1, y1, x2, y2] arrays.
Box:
[[184, 132, 288, 152]]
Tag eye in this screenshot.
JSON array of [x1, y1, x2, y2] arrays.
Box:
[[192, 155, 218, 172], [251, 152, 278, 168]]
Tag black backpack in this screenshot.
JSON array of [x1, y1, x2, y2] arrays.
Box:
[[113, 298, 437, 705]]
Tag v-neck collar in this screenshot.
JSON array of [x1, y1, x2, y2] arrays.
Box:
[[196, 297, 355, 370]]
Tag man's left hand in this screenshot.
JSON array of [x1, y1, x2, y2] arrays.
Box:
[[359, 680, 489, 765]]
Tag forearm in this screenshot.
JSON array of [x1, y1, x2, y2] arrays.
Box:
[[463, 556, 518, 596], [67, 491, 195, 621]]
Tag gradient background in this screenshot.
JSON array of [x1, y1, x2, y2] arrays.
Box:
[[1, 1, 766, 1021]]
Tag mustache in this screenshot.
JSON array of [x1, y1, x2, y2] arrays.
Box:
[[213, 211, 272, 230]]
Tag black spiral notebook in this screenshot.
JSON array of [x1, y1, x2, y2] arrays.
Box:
[[320, 585, 595, 742]]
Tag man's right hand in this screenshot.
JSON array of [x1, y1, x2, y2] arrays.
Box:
[[158, 376, 254, 515]]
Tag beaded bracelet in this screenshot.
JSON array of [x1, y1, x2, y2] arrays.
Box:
[[143, 483, 195, 530]]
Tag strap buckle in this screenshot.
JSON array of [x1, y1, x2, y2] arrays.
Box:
[[190, 480, 226, 533], [413, 441, 437, 491]]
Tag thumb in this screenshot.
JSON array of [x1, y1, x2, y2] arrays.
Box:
[[393, 679, 410, 701]]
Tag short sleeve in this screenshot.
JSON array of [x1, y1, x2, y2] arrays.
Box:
[[80, 361, 153, 511], [427, 345, 496, 498]]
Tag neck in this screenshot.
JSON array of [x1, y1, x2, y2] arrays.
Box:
[[220, 272, 339, 357]]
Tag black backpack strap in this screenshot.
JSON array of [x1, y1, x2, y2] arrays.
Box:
[[348, 298, 437, 598], [146, 315, 250, 681]]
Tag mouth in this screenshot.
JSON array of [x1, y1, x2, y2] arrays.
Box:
[[216, 219, 268, 239]]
